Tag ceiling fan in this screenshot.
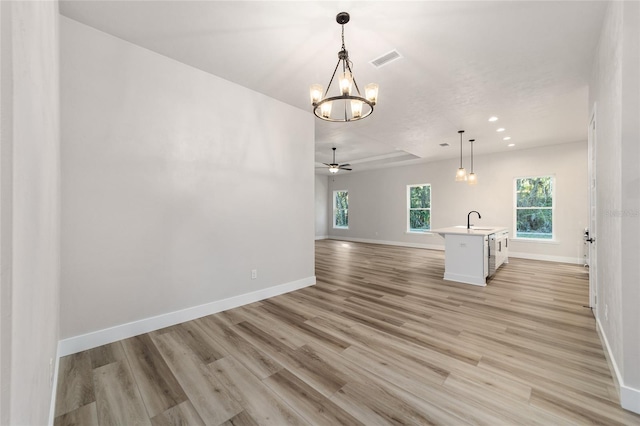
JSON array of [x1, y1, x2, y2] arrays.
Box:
[[323, 147, 352, 174]]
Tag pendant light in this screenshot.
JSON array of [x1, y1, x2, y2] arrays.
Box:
[[455, 130, 467, 181], [309, 12, 379, 122], [467, 139, 477, 185]]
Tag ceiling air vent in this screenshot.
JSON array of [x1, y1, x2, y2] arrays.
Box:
[[370, 50, 402, 68]]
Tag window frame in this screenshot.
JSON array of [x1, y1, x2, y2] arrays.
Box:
[[407, 183, 432, 233], [333, 189, 349, 229], [513, 175, 556, 241]]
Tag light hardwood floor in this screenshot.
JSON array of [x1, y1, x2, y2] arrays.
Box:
[[54, 240, 640, 425]]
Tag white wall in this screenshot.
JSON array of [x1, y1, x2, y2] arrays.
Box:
[[315, 174, 328, 239], [590, 0, 640, 414], [326, 141, 588, 264], [60, 18, 315, 345], [0, 1, 61, 424]]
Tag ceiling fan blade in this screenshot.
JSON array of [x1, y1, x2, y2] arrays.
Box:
[[322, 163, 331, 166], [341, 167, 352, 171], [340, 163, 351, 167]]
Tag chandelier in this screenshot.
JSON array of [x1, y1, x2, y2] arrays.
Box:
[[309, 12, 379, 122]]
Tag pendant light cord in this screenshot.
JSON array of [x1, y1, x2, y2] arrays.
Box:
[[459, 130, 464, 168]]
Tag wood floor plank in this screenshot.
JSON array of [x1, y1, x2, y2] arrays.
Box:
[[219, 410, 259, 426], [54, 352, 95, 417], [93, 360, 151, 426], [152, 331, 243, 425], [150, 400, 205, 426], [234, 304, 308, 350], [232, 322, 348, 398], [87, 341, 126, 369], [263, 368, 364, 426], [209, 356, 307, 425], [173, 320, 227, 364], [310, 341, 510, 425], [53, 401, 98, 426], [121, 333, 188, 418], [194, 314, 283, 380]]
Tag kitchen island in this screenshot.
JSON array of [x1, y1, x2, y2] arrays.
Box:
[[432, 226, 509, 286]]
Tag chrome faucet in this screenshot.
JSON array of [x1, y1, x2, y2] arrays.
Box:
[[467, 211, 481, 229]]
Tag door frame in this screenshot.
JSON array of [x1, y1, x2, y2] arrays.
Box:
[[588, 105, 597, 311]]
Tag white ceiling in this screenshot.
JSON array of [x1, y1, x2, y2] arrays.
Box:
[[59, 0, 607, 173]]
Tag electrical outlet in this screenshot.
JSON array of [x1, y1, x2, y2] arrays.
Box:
[[251, 269, 257, 280]]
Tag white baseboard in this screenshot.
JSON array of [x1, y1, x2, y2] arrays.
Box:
[[506, 251, 583, 265], [57, 276, 316, 357], [327, 236, 444, 251], [326, 237, 584, 265], [596, 317, 640, 415], [315, 235, 328, 240]]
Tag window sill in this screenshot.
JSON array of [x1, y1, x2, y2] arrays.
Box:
[[333, 226, 349, 230], [406, 230, 434, 235]]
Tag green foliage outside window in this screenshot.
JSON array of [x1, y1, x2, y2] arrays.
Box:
[[334, 191, 348, 228], [408, 184, 431, 231], [516, 177, 553, 239]]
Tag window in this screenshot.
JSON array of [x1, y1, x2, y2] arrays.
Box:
[[407, 184, 431, 232], [514, 176, 554, 239], [333, 190, 348, 229]]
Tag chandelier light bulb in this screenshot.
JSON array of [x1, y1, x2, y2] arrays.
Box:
[[339, 71, 353, 95], [329, 166, 339, 174], [351, 100, 363, 119], [309, 84, 323, 105], [320, 102, 332, 119], [365, 83, 379, 105]]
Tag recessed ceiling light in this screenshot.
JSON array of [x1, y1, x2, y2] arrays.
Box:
[[497, 128, 505, 132], [503, 136, 511, 140], [488, 116, 498, 122], [508, 143, 515, 147]]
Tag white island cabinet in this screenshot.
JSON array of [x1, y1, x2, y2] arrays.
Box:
[[431, 226, 509, 286]]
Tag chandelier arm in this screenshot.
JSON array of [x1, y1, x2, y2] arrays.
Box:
[[324, 59, 343, 98], [346, 61, 363, 96]]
